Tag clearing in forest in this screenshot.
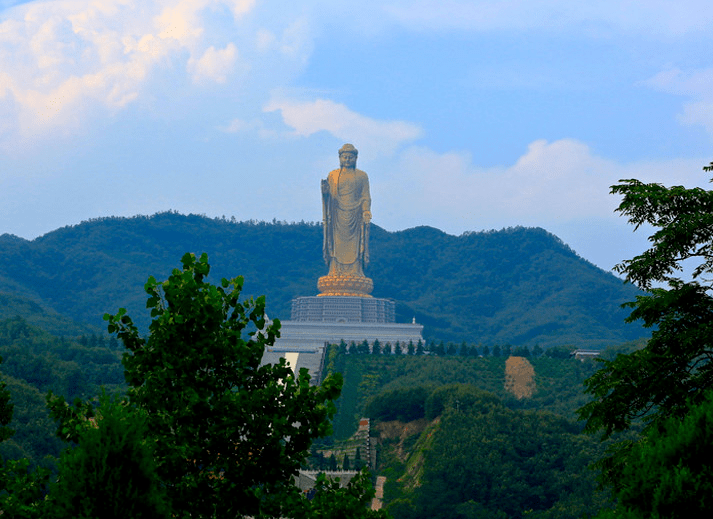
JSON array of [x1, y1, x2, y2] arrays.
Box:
[[504, 356, 535, 399]]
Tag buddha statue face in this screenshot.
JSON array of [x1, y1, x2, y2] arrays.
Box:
[[339, 151, 357, 169]]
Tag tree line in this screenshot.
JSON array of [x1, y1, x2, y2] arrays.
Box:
[[335, 338, 574, 358]]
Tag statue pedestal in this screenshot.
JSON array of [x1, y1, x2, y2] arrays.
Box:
[[265, 296, 424, 384], [291, 296, 393, 323], [267, 320, 424, 384], [317, 275, 373, 297]]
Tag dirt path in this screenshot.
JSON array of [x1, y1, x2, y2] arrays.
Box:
[[504, 356, 535, 399], [371, 476, 386, 510]]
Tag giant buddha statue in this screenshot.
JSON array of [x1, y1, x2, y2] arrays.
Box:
[[318, 144, 373, 297]]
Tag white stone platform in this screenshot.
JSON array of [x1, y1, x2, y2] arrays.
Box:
[[275, 320, 424, 350], [261, 320, 424, 384]]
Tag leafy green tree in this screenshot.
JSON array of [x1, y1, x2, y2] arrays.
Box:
[[416, 340, 424, 355], [101, 253, 345, 518], [0, 357, 13, 444], [297, 470, 387, 519], [343, 453, 350, 470], [354, 447, 364, 470], [459, 341, 468, 356], [372, 339, 381, 355], [394, 342, 403, 355], [0, 357, 51, 518], [364, 386, 429, 422], [383, 342, 392, 355], [545, 345, 572, 359], [596, 391, 713, 519], [359, 340, 370, 355], [407, 341, 415, 355], [579, 164, 713, 499], [47, 394, 169, 519], [513, 346, 530, 357], [0, 458, 50, 519]]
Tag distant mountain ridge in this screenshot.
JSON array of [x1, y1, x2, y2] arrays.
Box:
[[0, 212, 647, 347]]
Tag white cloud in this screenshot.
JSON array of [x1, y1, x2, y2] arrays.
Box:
[[218, 116, 277, 138], [264, 96, 423, 156], [643, 67, 713, 134], [188, 43, 237, 83], [374, 139, 708, 236], [0, 0, 261, 146]]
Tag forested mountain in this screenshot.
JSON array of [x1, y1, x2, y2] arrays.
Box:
[[0, 212, 646, 347], [313, 350, 620, 518], [0, 317, 124, 465]]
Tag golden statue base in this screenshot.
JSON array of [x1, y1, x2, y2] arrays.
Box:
[[317, 275, 373, 297]]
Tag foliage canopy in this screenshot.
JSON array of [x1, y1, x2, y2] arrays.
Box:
[[102, 252, 347, 517], [579, 163, 713, 515], [580, 172, 713, 439]]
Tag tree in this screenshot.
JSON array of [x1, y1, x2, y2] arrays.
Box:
[[372, 339, 381, 355], [0, 357, 13, 444], [512, 346, 530, 358], [596, 391, 713, 519], [297, 470, 385, 519], [579, 164, 713, 496], [47, 394, 169, 519], [359, 340, 370, 355], [101, 253, 346, 518], [545, 344, 572, 359], [354, 447, 363, 470], [0, 356, 50, 518]]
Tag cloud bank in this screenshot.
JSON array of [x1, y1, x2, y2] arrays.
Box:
[[264, 96, 423, 157]]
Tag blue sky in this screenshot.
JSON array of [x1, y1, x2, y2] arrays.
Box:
[[1, 0, 712, 273]]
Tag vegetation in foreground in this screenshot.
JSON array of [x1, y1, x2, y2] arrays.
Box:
[[1, 253, 386, 518], [578, 162, 713, 517]]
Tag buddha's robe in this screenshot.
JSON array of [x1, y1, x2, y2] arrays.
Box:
[[322, 167, 371, 277]]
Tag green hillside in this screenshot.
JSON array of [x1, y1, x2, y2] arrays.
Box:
[[0, 212, 646, 347], [310, 349, 622, 518], [0, 317, 124, 465]]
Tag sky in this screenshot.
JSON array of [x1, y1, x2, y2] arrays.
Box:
[[1, 0, 712, 273]]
